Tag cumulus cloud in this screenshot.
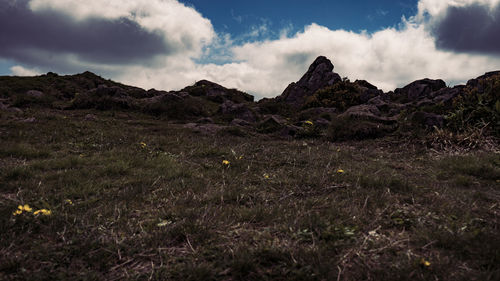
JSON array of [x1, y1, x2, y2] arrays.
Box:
[[0, 0, 214, 72], [10, 65, 42, 76], [426, 1, 500, 54], [2, 0, 500, 99], [120, 0, 500, 99]]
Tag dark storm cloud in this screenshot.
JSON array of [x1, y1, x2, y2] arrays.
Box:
[[432, 3, 500, 55], [0, 0, 172, 67]]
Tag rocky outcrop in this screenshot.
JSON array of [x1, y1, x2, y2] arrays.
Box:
[[182, 80, 254, 104], [393, 78, 447, 103], [220, 100, 258, 123], [1, 57, 498, 140], [278, 56, 341, 107], [339, 104, 398, 124]]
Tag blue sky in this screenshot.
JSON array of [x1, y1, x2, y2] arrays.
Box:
[[182, 0, 418, 36], [1, 0, 499, 98]]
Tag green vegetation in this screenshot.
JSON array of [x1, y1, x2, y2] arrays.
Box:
[[446, 76, 500, 137], [1, 108, 499, 280], [303, 80, 377, 111]]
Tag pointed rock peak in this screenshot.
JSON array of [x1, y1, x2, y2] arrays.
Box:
[[307, 56, 334, 73], [278, 56, 341, 107]]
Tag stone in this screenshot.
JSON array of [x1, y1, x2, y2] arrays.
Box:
[[430, 88, 461, 106], [220, 100, 257, 123], [410, 111, 444, 128], [394, 79, 447, 102], [196, 117, 214, 124], [84, 114, 97, 121], [21, 117, 36, 123], [340, 104, 397, 124], [183, 123, 225, 135], [26, 90, 44, 98], [257, 115, 288, 133], [231, 118, 252, 127], [279, 56, 341, 107]]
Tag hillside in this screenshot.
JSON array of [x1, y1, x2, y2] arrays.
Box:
[[0, 57, 499, 280], [1, 56, 499, 144]]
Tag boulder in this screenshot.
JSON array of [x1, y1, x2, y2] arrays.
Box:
[[394, 79, 447, 102], [220, 100, 257, 123], [278, 56, 341, 107], [298, 107, 337, 121], [182, 80, 254, 103], [430, 87, 461, 106], [231, 118, 252, 127], [195, 117, 214, 124], [84, 114, 97, 121], [26, 90, 44, 98], [340, 104, 398, 124], [410, 111, 444, 128], [257, 115, 288, 133], [183, 123, 226, 135]]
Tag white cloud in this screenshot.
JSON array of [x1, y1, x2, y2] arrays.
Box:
[[416, 0, 500, 20], [28, 0, 215, 58], [6, 0, 500, 100], [10, 65, 42, 76], [116, 0, 500, 99]]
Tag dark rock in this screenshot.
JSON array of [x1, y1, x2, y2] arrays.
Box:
[[339, 104, 397, 124], [329, 116, 397, 141], [394, 79, 447, 102], [26, 90, 44, 98], [95, 85, 126, 97], [313, 118, 330, 129], [354, 80, 379, 90], [415, 98, 434, 108], [84, 114, 97, 121], [299, 107, 337, 116], [278, 56, 341, 107], [279, 125, 303, 137], [367, 95, 390, 111], [220, 100, 257, 122], [354, 80, 384, 103], [196, 117, 214, 124], [183, 123, 225, 135], [8, 107, 23, 114], [298, 107, 337, 121], [430, 88, 461, 106], [182, 80, 254, 103], [410, 111, 444, 128], [231, 118, 252, 127], [21, 117, 36, 123], [257, 115, 288, 133]]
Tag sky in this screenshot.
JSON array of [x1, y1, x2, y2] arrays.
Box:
[[1, 0, 500, 99]]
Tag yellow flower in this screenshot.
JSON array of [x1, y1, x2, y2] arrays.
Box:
[[222, 160, 230, 165], [17, 205, 23, 210], [34, 209, 52, 216], [420, 258, 431, 267], [23, 204, 33, 212], [304, 120, 313, 126], [140, 142, 147, 148], [13, 209, 23, 216], [65, 199, 73, 205], [263, 173, 270, 179], [337, 169, 345, 174]]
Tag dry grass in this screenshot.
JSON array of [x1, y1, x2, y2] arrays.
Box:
[[1, 108, 499, 280]]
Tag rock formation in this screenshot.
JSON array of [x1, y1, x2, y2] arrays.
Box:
[[278, 56, 341, 107]]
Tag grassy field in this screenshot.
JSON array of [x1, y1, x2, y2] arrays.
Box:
[[1, 108, 499, 280]]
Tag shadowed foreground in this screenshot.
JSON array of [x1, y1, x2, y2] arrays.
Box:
[[1, 108, 499, 280]]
